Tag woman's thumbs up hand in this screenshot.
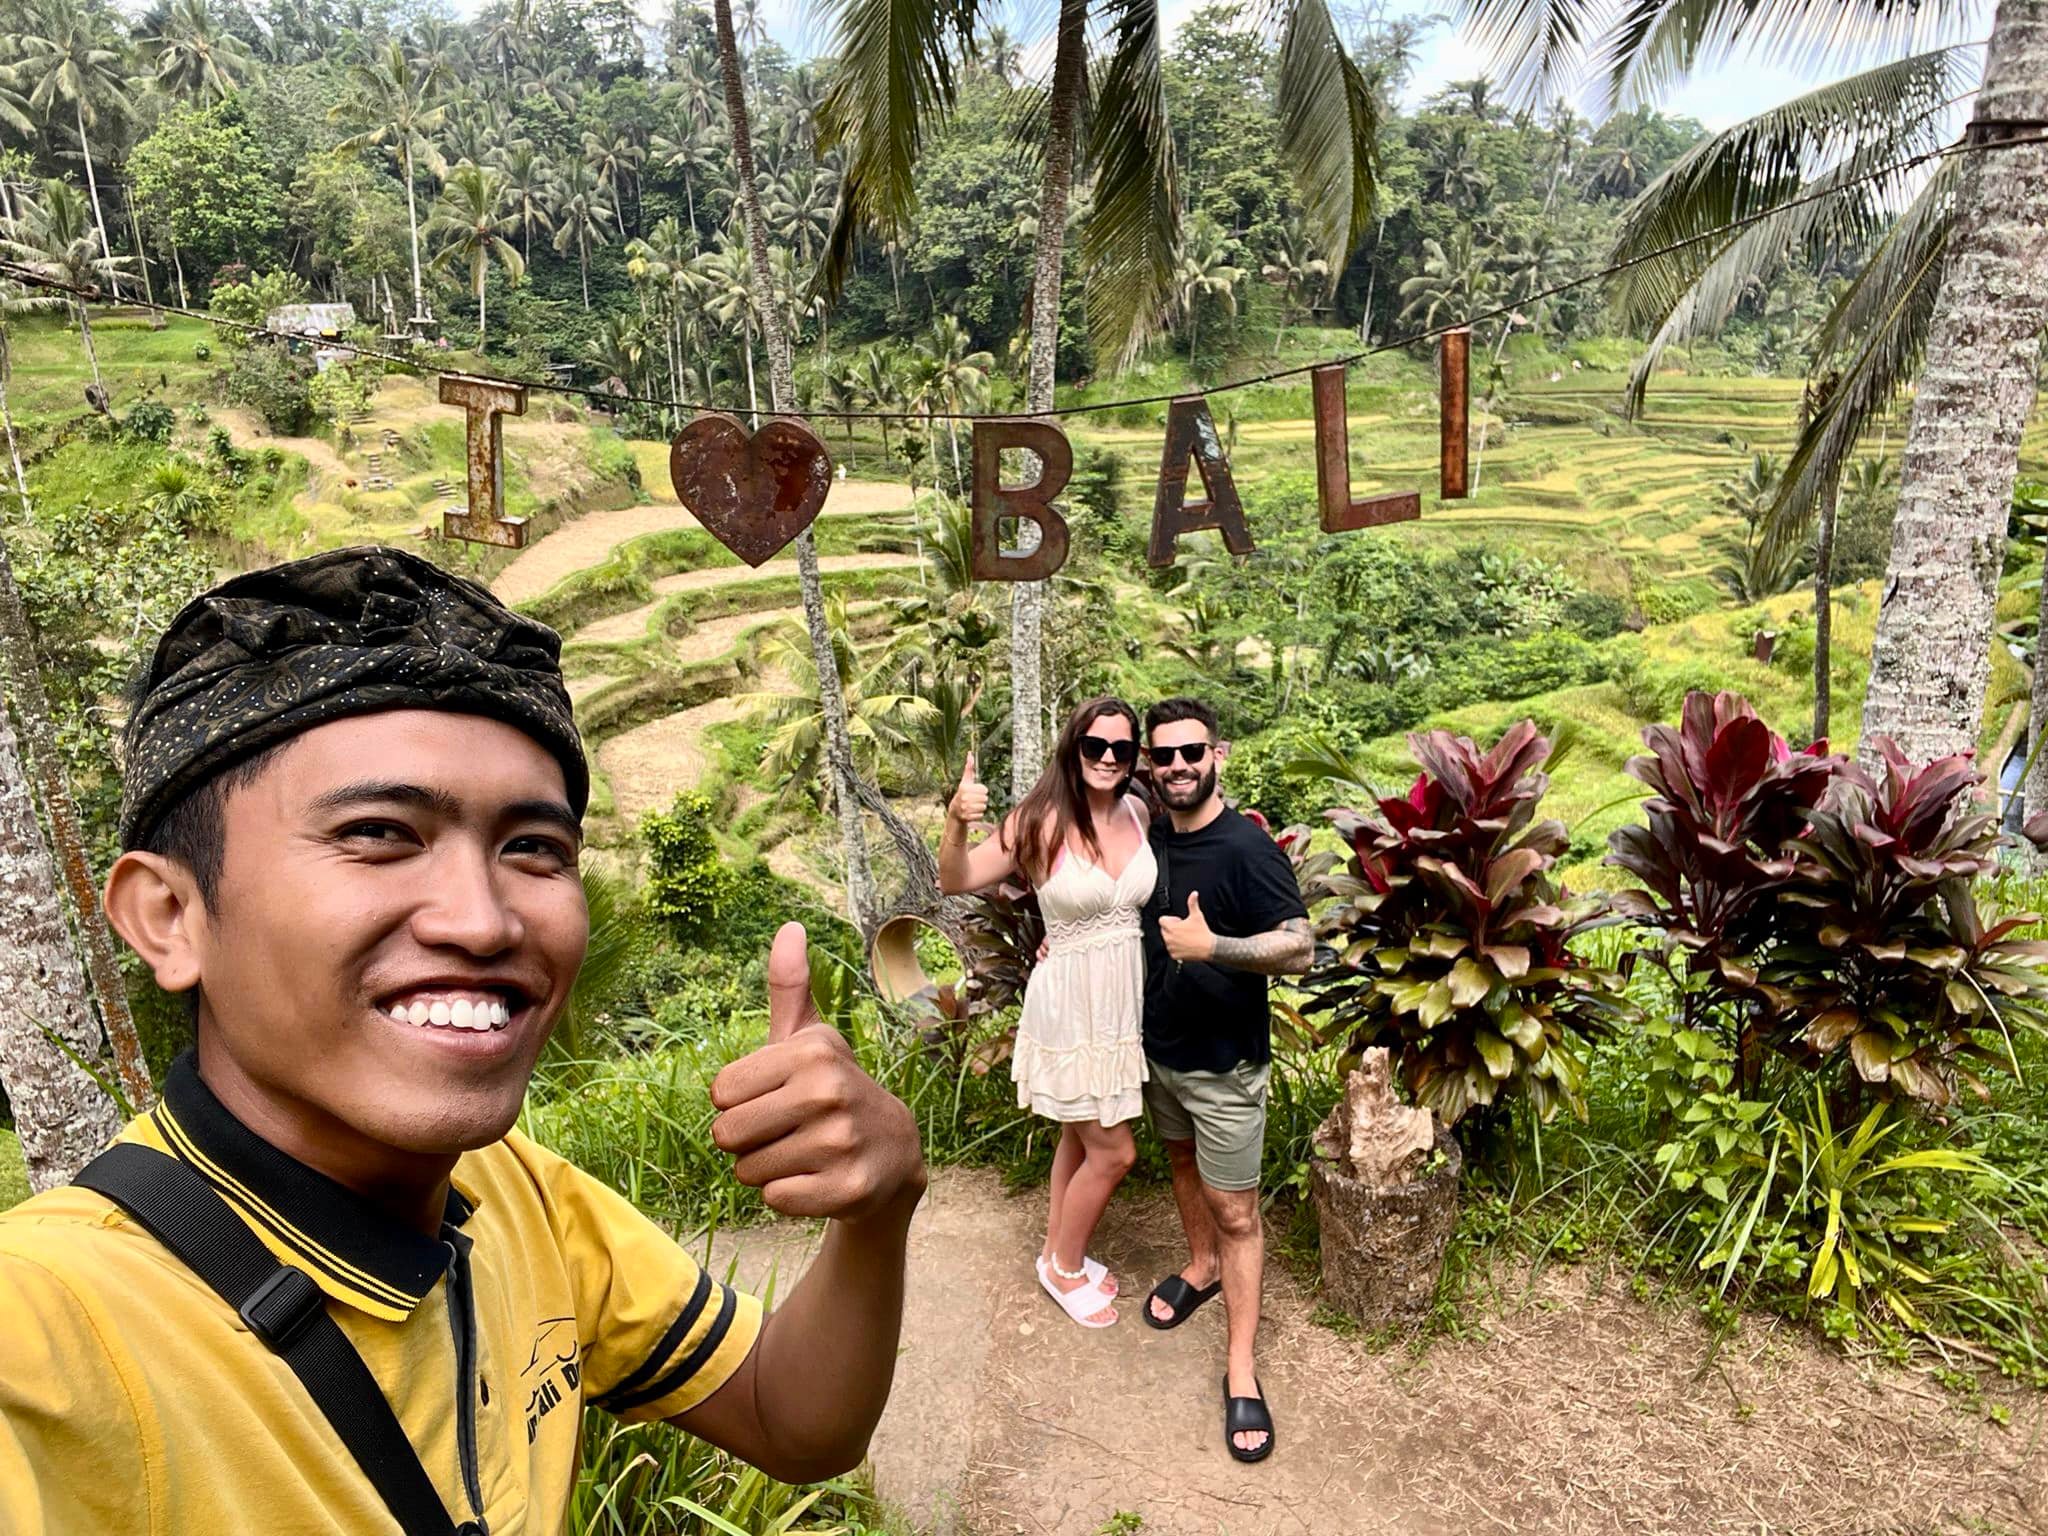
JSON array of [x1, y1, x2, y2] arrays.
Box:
[[948, 751, 989, 828]]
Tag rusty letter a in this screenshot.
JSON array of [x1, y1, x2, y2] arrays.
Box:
[[1149, 395, 1252, 567]]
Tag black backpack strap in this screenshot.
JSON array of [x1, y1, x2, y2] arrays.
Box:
[[75, 1142, 460, 1536]]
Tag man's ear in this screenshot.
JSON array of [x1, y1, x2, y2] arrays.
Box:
[[103, 851, 206, 996], [1215, 739, 1231, 763]]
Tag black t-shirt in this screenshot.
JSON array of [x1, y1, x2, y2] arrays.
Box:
[[1141, 806, 1309, 1074]]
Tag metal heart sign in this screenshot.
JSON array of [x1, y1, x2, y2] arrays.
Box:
[[669, 412, 834, 567]]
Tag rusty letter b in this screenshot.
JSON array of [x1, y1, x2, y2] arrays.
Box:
[[970, 419, 1072, 582]]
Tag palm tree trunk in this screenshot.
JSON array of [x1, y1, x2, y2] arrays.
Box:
[[1861, 0, 2048, 767], [123, 185, 155, 308], [74, 303, 103, 393], [171, 238, 189, 308], [74, 98, 121, 302], [0, 543, 150, 1122], [579, 228, 590, 310], [477, 273, 487, 350], [1010, 0, 1088, 799], [1811, 475, 1838, 743], [0, 693, 123, 1191], [741, 314, 759, 422], [714, 0, 876, 931], [401, 142, 425, 322]]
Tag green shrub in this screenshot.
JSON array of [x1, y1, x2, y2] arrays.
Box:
[[223, 343, 316, 434], [121, 401, 176, 444], [640, 793, 734, 941], [1636, 583, 1713, 625], [1561, 590, 1628, 639]]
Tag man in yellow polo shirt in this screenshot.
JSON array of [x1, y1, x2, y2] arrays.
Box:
[[0, 547, 927, 1534]]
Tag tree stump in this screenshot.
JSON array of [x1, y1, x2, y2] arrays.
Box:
[[1309, 1049, 1462, 1330]]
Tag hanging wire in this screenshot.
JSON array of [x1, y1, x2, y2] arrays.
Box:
[[4, 127, 2045, 426]]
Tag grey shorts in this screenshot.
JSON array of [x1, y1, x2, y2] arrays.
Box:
[[1143, 1058, 1270, 1192]]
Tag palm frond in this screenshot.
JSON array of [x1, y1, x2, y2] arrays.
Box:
[[1760, 164, 1955, 561], [1274, 0, 1382, 267], [812, 0, 977, 300], [1455, 0, 1978, 112], [1598, 0, 1978, 114], [1452, 0, 1604, 108], [1607, 45, 1969, 335], [1079, 0, 1178, 369]]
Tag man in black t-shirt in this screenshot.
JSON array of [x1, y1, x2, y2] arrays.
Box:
[[1137, 697, 1311, 1465]]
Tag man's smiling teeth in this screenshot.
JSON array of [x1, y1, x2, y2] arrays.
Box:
[[386, 993, 512, 1031]]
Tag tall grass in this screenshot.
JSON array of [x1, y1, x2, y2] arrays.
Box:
[[570, 1415, 894, 1536]]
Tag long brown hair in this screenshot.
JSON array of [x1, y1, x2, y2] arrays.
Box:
[[1006, 696, 1141, 885]]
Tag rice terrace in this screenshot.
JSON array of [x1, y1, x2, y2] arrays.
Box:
[[3, 1, 2048, 1534]]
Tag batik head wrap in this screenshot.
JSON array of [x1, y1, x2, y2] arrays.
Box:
[[119, 544, 586, 847]]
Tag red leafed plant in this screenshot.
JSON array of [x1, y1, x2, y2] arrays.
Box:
[[1607, 691, 2048, 1105], [1761, 740, 2048, 1104], [1302, 720, 1632, 1127]]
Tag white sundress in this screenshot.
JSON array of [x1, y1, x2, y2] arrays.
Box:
[[1010, 797, 1156, 1127]]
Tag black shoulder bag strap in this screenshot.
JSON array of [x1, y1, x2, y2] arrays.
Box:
[[74, 1142, 460, 1536]]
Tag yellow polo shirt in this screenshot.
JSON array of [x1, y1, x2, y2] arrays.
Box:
[[0, 1053, 764, 1535]]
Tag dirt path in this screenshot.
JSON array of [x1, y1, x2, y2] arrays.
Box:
[[493, 481, 917, 606], [709, 1167, 2044, 1536], [595, 694, 755, 821], [213, 407, 353, 486], [571, 555, 924, 645]]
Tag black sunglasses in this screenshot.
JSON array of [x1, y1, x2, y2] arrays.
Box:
[[1147, 742, 1212, 767], [1079, 734, 1137, 766]]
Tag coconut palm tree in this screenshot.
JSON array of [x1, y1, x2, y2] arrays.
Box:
[[583, 128, 645, 237], [650, 111, 720, 234], [917, 315, 993, 495], [1261, 217, 1331, 354], [694, 233, 761, 414], [142, 0, 254, 105], [712, 0, 878, 926], [585, 314, 648, 396], [1, 180, 126, 394], [816, 0, 1381, 790], [426, 162, 525, 349], [495, 138, 556, 262], [1175, 215, 1245, 368], [1455, 0, 2048, 769], [854, 344, 900, 459], [330, 40, 451, 327], [1397, 230, 1491, 330], [747, 597, 938, 794], [549, 159, 613, 311], [12, 2, 132, 301]]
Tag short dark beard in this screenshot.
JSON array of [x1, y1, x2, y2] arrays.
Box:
[[1158, 763, 1217, 810]]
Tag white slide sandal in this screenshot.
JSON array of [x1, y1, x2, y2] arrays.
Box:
[[1036, 1253, 1117, 1296], [1037, 1258, 1118, 1328]]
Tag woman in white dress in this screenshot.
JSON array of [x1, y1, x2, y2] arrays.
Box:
[[938, 697, 1154, 1328]]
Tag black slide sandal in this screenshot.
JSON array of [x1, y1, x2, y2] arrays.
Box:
[[1223, 1377, 1275, 1463], [1142, 1274, 1221, 1330]]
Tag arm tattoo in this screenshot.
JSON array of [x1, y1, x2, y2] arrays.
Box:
[[1208, 917, 1314, 976]]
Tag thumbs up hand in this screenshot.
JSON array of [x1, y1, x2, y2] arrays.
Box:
[[1158, 890, 1217, 964], [709, 923, 927, 1222], [948, 751, 990, 829]]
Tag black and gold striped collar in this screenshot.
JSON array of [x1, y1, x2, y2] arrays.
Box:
[[146, 1051, 477, 1322]]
